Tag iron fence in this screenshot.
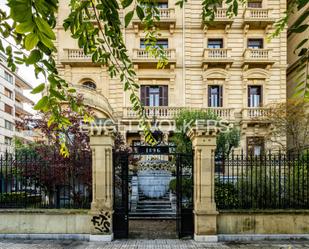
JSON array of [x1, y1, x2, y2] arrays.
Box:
[[215, 150, 309, 210], [0, 149, 92, 209]]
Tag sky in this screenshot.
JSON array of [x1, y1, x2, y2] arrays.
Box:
[[0, 0, 43, 111]]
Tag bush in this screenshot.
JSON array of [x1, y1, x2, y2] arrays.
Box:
[[0, 192, 41, 207], [215, 180, 239, 209]]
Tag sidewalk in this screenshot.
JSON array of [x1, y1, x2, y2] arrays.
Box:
[[0, 239, 307, 249]]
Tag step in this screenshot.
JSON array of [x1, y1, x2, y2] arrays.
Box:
[[136, 204, 172, 209]]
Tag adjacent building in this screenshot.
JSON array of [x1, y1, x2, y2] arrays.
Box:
[[287, 2, 309, 99], [56, 0, 287, 154], [0, 53, 34, 153]]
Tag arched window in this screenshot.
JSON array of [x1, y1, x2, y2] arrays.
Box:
[[82, 81, 97, 90]]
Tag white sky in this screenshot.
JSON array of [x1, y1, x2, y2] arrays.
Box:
[[0, 0, 43, 110]]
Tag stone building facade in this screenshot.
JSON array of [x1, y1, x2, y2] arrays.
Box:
[[55, 0, 287, 154]]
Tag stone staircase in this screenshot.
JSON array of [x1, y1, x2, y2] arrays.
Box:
[[129, 190, 176, 219]]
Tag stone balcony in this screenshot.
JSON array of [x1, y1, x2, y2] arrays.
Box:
[[132, 48, 176, 68], [243, 8, 274, 29], [132, 8, 176, 32], [61, 49, 93, 66], [203, 8, 234, 31], [123, 107, 235, 121], [242, 48, 275, 69], [202, 48, 233, 69], [241, 107, 271, 123]]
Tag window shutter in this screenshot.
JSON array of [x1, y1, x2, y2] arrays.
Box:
[[141, 86, 150, 106], [208, 86, 212, 107], [248, 86, 251, 107], [159, 86, 168, 106], [219, 86, 223, 107], [260, 86, 263, 107]]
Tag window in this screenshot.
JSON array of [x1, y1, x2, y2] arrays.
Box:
[[248, 85, 262, 107], [4, 120, 14, 131], [4, 136, 12, 146], [140, 39, 168, 49], [142, 2, 168, 8], [248, 39, 263, 49], [247, 137, 265, 156], [4, 104, 13, 115], [248, 0, 262, 8], [141, 85, 168, 106], [208, 85, 223, 107], [4, 88, 13, 99], [4, 71, 13, 84], [208, 39, 223, 49], [82, 81, 97, 90]]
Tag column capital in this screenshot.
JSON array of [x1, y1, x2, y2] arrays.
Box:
[[186, 125, 219, 148]]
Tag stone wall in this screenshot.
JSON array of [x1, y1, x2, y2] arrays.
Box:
[[0, 210, 90, 234], [218, 210, 309, 234]]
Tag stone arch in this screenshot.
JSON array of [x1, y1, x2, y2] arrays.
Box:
[[243, 68, 270, 80], [75, 78, 115, 121], [203, 68, 230, 81]]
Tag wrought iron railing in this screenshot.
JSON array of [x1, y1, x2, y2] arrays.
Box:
[[0, 149, 92, 209], [215, 150, 309, 209]]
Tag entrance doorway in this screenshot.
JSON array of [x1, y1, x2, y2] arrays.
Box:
[[113, 144, 193, 239]]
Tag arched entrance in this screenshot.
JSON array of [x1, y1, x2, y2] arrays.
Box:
[[113, 143, 194, 239]]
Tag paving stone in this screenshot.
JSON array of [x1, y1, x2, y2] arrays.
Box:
[[0, 240, 309, 249]]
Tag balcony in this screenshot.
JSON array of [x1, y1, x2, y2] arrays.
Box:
[[243, 8, 274, 29], [202, 48, 233, 69], [132, 49, 176, 68], [123, 107, 235, 121], [15, 102, 32, 116], [132, 8, 176, 32], [61, 49, 94, 66], [242, 48, 275, 69], [241, 108, 271, 123], [203, 8, 233, 31], [15, 87, 34, 104]]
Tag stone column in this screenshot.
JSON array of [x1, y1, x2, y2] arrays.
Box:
[[88, 124, 115, 242], [187, 125, 218, 242]]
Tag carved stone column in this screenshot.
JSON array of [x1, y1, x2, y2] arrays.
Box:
[[187, 125, 219, 242], [88, 123, 115, 242]]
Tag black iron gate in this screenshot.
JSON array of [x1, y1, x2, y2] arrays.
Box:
[[113, 145, 193, 239], [113, 151, 129, 239], [176, 153, 194, 238]]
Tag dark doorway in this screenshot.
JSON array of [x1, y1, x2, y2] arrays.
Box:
[[113, 144, 193, 239]]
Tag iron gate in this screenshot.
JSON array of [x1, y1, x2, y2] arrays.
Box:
[[113, 145, 193, 239], [176, 153, 194, 238], [113, 151, 129, 239]]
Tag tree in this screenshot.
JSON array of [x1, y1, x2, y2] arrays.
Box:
[[263, 100, 309, 151], [171, 109, 240, 154], [0, 0, 307, 154], [216, 127, 240, 158]]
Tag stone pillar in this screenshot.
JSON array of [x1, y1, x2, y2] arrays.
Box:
[[187, 126, 218, 242], [88, 124, 115, 242]]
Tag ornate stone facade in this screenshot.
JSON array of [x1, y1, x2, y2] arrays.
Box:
[[55, 0, 287, 152]]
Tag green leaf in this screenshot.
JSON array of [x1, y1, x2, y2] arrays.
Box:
[[121, 0, 133, 8], [31, 83, 45, 94], [37, 32, 55, 49], [34, 17, 56, 40], [16, 20, 34, 34], [24, 33, 39, 50], [125, 10, 134, 28], [136, 5, 145, 20], [34, 96, 48, 110], [291, 24, 309, 33], [50, 89, 66, 100], [26, 49, 42, 64]]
